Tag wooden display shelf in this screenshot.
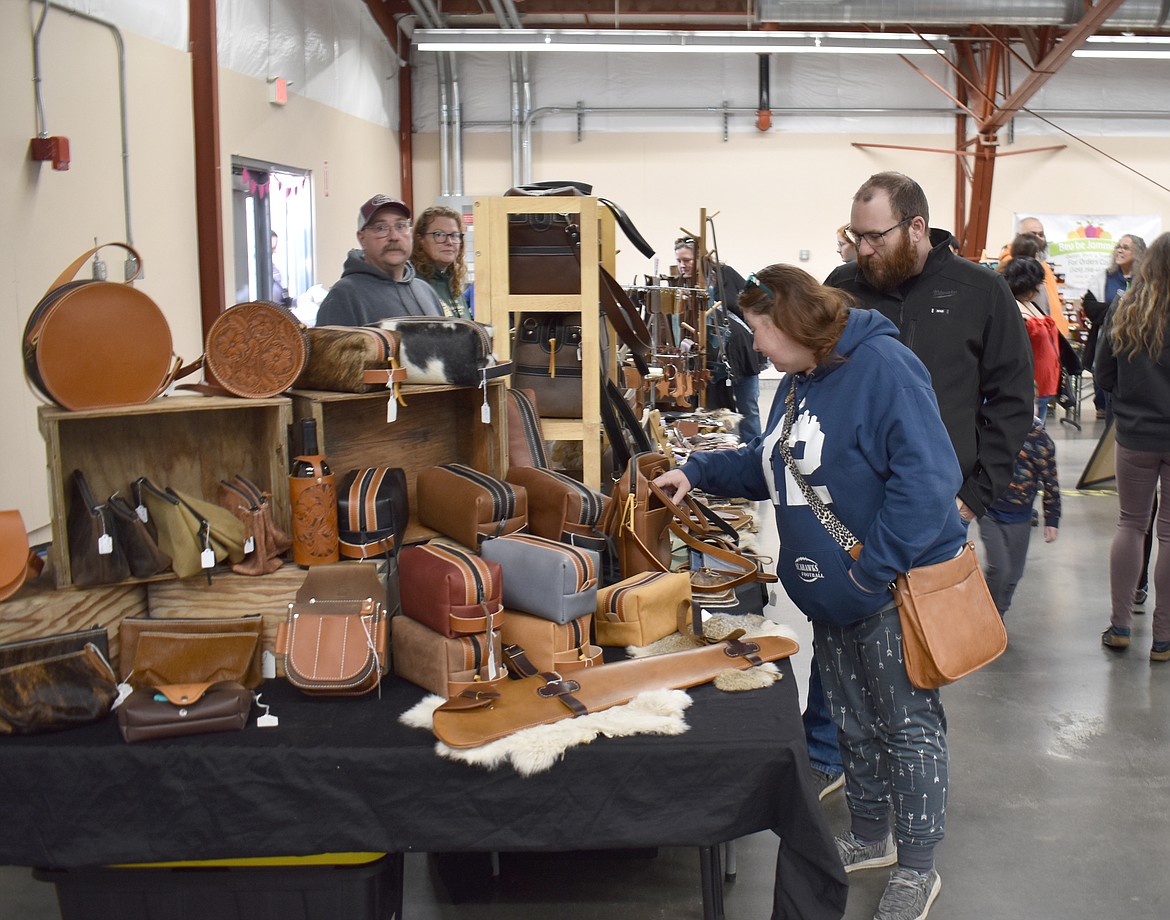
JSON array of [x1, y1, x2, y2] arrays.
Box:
[[287, 382, 508, 545], [38, 395, 293, 589], [474, 195, 617, 491]]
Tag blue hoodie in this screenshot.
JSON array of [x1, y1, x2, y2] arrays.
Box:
[[683, 309, 967, 626]]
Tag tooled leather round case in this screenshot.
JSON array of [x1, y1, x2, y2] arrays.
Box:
[[205, 301, 309, 398], [30, 281, 173, 410]]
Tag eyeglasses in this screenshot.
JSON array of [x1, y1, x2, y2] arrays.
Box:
[[365, 221, 413, 238], [422, 230, 464, 243], [844, 216, 915, 249], [744, 273, 775, 299]]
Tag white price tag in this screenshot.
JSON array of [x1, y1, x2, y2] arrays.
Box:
[[97, 534, 113, 555], [201, 547, 215, 569], [136, 504, 148, 523], [244, 535, 255, 554], [112, 682, 134, 711], [386, 396, 398, 423], [481, 401, 491, 424], [257, 713, 280, 728], [261, 649, 277, 679]]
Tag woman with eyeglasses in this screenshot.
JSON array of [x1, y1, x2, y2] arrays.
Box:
[[412, 206, 472, 320], [1083, 234, 1147, 419], [654, 264, 963, 920]]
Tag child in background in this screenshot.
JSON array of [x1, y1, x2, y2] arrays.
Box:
[[980, 418, 1061, 617]]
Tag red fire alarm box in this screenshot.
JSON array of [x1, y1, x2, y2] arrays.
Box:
[[31, 136, 70, 171]]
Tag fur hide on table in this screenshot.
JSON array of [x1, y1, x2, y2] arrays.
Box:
[[399, 688, 692, 776]]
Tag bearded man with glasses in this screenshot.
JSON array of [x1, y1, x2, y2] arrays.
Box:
[[796, 172, 1032, 893], [317, 194, 444, 326]]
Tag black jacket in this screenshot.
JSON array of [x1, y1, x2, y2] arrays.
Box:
[[1095, 302, 1170, 452], [825, 229, 1034, 516]]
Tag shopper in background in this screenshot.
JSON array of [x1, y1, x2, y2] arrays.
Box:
[[1095, 232, 1170, 661], [316, 195, 443, 326], [674, 237, 766, 443], [270, 231, 290, 305], [1003, 257, 1061, 425], [836, 224, 857, 263], [980, 417, 1061, 618], [798, 171, 1033, 806], [654, 264, 964, 920], [412, 205, 472, 320], [998, 217, 1069, 336], [1083, 234, 1147, 419]]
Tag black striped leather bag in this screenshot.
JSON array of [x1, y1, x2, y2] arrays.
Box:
[[416, 464, 527, 549]]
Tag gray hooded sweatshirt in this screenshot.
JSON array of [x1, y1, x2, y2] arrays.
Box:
[[316, 250, 443, 326]]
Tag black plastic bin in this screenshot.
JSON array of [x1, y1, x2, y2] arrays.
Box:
[[33, 852, 401, 920]]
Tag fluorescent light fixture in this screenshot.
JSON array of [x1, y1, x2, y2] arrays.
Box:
[[1073, 36, 1170, 59], [412, 29, 947, 56]]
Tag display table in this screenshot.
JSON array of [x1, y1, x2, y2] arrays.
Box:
[[0, 660, 847, 920]]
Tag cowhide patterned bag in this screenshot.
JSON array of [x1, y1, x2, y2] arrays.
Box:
[[374, 317, 511, 389]]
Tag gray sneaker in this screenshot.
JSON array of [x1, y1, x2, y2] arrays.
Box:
[[874, 867, 942, 920], [812, 768, 845, 801], [833, 830, 897, 873]]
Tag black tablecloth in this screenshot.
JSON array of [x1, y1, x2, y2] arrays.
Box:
[[0, 660, 847, 920]]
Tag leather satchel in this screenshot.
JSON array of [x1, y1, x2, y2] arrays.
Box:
[[0, 640, 118, 736], [67, 469, 130, 587], [375, 317, 512, 389], [294, 325, 408, 394], [607, 451, 674, 579], [23, 243, 186, 410], [595, 571, 692, 648], [432, 634, 799, 749], [117, 681, 251, 743], [480, 533, 599, 625], [500, 610, 602, 675], [336, 467, 408, 560], [204, 301, 310, 398], [118, 615, 264, 689], [391, 614, 507, 699], [1, 510, 44, 602], [275, 564, 389, 697], [416, 464, 528, 548], [399, 542, 504, 638], [894, 543, 1008, 689]]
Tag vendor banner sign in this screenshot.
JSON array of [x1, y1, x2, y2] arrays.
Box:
[[1014, 213, 1163, 300]]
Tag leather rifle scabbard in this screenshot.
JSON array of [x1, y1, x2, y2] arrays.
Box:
[[432, 634, 798, 749]]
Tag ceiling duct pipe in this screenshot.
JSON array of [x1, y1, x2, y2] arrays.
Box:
[[757, 54, 771, 131], [758, 0, 1170, 27], [408, 0, 453, 196]]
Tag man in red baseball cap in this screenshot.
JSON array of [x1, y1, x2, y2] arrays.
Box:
[[317, 194, 443, 325]]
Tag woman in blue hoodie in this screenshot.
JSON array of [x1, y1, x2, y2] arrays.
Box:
[[655, 263, 966, 920]]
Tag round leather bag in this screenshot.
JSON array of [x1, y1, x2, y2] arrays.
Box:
[[205, 301, 309, 399], [24, 245, 174, 411]]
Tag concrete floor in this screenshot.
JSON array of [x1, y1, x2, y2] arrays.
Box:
[[5, 383, 1169, 919]]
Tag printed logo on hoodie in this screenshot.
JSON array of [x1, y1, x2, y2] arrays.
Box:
[[795, 557, 825, 583]]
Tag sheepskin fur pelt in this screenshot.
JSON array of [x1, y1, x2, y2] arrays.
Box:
[[399, 689, 692, 776]]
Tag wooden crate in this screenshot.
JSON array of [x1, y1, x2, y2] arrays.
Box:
[[0, 572, 148, 669], [288, 382, 508, 544], [38, 395, 293, 588]]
